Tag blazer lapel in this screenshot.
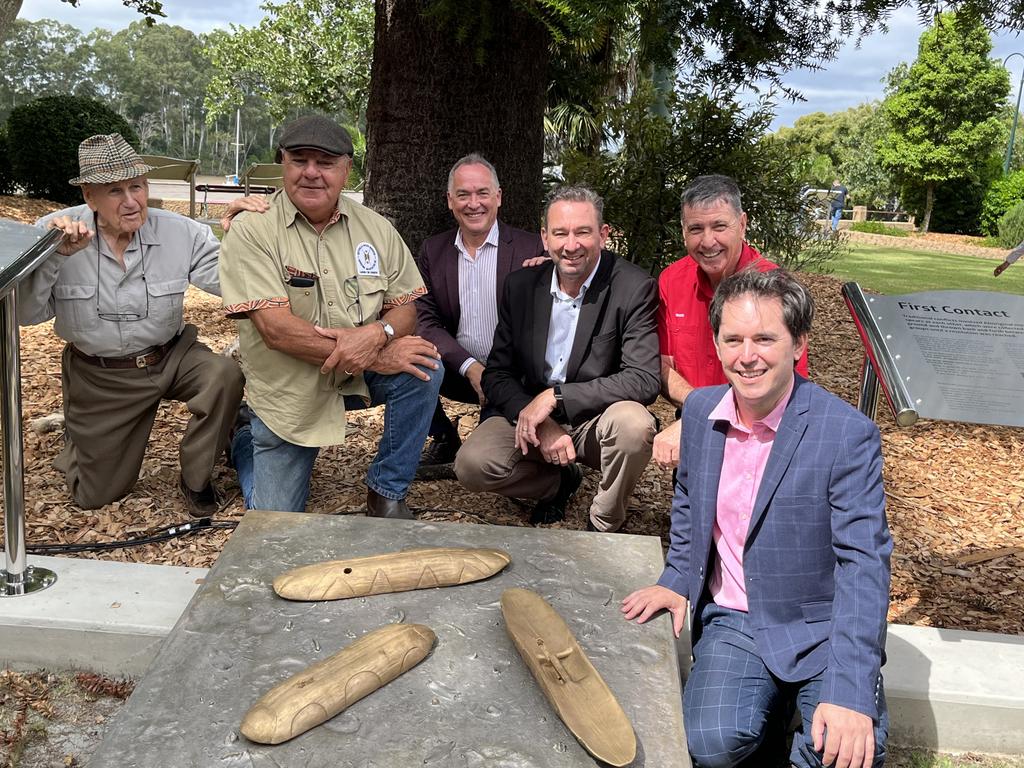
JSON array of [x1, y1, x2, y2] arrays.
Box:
[[702, 417, 728, 527], [747, 378, 810, 541], [443, 239, 461, 326], [530, 263, 554, 383], [566, 251, 612, 381], [495, 221, 515, 305]]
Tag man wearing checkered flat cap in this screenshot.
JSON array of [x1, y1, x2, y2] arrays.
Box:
[[18, 133, 259, 516]]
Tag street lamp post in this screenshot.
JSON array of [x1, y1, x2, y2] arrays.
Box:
[[1003, 53, 1024, 175]]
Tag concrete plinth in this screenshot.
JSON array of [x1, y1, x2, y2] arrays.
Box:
[[89, 511, 688, 767]]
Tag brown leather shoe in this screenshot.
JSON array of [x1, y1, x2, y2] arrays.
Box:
[[179, 474, 220, 518], [366, 488, 414, 519]]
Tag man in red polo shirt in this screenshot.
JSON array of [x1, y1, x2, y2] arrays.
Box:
[[653, 174, 809, 468]]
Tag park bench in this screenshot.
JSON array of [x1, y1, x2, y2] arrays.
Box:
[[194, 163, 284, 217], [141, 154, 199, 218]]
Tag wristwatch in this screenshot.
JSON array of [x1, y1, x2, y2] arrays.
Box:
[[378, 320, 395, 343]]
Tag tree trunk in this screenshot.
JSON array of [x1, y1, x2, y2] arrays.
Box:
[[0, 0, 23, 42], [365, 1, 550, 254], [921, 181, 934, 233]]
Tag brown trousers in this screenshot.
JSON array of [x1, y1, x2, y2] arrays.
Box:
[[54, 324, 244, 509], [454, 401, 656, 531]]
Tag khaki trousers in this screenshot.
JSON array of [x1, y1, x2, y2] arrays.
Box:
[[54, 324, 245, 509], [454, 400, 656, 531]]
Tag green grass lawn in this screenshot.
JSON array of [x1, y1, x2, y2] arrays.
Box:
[[811, 242, 1024, 296]]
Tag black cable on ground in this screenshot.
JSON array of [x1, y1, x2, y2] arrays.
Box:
[[1, 518, 239, 556]]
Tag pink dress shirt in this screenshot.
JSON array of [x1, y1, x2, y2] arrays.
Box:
[[707, 379, 795, 612]]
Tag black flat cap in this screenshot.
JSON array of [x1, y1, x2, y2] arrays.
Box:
[[276, 115, 354, 160]]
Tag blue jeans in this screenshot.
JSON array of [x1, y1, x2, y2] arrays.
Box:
[[684, 603, 888, 768], [232, 366, 441, 512], [831, 207, 843, 230]]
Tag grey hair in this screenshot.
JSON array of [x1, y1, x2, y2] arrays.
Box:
[[447, 153, 500, 192], [680, 174, 743, 218], [543, 185, 604, 229], [709, 268, 814, 341]]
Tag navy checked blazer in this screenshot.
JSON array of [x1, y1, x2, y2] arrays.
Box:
[[657, 375, 893, 719]]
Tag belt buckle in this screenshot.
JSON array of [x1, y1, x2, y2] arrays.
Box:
[[135, 354, 150, 368]]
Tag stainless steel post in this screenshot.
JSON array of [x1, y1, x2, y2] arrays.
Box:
[[858, 355, 881, 422]]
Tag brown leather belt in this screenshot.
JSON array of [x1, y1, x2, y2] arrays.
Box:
[[70, 334, 181, 369]]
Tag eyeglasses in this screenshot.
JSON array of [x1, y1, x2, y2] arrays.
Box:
[[95, 215, 148, 322], [343, 276, 362, 325]]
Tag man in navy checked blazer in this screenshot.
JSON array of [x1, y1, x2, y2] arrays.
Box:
[[623, 268, 892, 768]]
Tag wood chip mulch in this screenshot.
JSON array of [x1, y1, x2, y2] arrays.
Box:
[[2, 196, 1022, 636]]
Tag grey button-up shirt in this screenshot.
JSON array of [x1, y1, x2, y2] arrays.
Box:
[[18, 205, 221, 357]]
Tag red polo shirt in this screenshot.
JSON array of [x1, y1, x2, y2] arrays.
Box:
[[656, 243, 809, 388]]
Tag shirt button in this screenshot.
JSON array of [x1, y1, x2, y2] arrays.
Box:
[[327, 301, 334, 306], [323, 269, 329, 274]]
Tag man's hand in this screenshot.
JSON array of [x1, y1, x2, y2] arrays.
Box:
[[522, 254, 550, 268], [314, 323, 386, 375], [465, 361, 486, 404], [812, 703, 876, 768], [652, 418, 682, 469], [621, 585, 688, 638], [514, 389, 557, 454], [536, 419, 575, 465], [369, 335, 440, 381], [221, 195, 270, 231], [49, 216, 93, 256]]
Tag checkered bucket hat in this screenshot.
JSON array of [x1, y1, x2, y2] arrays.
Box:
[[68, 133, 154, 185]]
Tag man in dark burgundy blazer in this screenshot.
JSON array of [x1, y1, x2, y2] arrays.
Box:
[[415, 153, 545, 467]]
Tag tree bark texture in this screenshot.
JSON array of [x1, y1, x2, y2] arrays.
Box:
[[365, 1, 550, 254], [0, 0, 23, 42], [922, 181, 934, 233]]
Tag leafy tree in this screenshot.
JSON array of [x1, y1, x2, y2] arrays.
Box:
[[204, 0, 372, 126], [980, 167, 1024, 234], [561, 79, 847, 275], [877, 12, 1010, 232], [366, 1, 1024, 253], [5, 94, 138, 204], [0, 19, 91, 123]]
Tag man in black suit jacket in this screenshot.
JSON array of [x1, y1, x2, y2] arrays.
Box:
[[415, 153, 545, 466], [454, 186, 660, 532]]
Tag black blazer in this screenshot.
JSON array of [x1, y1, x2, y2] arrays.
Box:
[[482, 250, 660, 426]]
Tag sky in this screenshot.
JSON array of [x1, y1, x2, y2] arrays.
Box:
[[18, 0, 1024, 131]]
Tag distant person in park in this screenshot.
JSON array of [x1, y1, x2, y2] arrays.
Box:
[[454, 185, 660, 532], [219, 115, 442, 517], [623, 268, 892, 768], [414, 153, 545, 470], [652, 174, 808, 470], [19, 133, 257, 516], [830, 178, 849, 231]]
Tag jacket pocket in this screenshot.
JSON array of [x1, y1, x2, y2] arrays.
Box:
[[801, 600, 833, 623]]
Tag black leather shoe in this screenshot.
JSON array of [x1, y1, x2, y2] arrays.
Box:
[[179, 474, 220, 518], [366, 488, 415, 519], [419, 434, 460, 466], [530, 463, 583, 525]]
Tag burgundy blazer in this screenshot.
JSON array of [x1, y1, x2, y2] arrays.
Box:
[[415, 221, 544, 372]]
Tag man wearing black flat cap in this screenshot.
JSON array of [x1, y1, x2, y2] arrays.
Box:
[[19, 133, 254, 516], [220, 114, 442, 517]]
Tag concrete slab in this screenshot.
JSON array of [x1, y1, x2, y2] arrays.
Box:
[[89, 511, 688, 767], [0, 555, 207, 677], [885, 623, 1024, 754]]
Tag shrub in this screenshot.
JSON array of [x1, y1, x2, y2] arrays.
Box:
[[5, 95, 138, 205], [849, 221, 909, 237], [997, 200, 1024, 248], [981, 169, 1024, 236], [0, 127, 14, 195]]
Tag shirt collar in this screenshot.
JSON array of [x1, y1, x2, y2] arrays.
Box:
[[549, 252, 601, 300], [708, 376, 795, 434], [454, 220, 499, 258], [281, 188, 347, 229], [695, 241, 763, 299]]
